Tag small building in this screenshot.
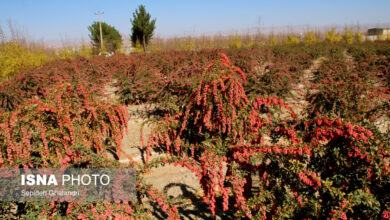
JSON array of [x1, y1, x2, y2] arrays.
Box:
[[367, 28, 390, 41]]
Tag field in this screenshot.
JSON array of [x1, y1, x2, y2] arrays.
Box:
[[1, 41, 390, 219]]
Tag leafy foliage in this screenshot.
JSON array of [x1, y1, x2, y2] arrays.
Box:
[[343, 27, 355, 44], [144, 53, 390, 219], [0, 83, 128, 168], [303, 31, 319, 44], [88, 21, 122, 54], [325, 28, 342, 43], [0, 54, 179, 219], [286, 34, 300, 44], [130, 5, 156, 52], [0, 42, 50, 79], [1, 41, 390, 219]]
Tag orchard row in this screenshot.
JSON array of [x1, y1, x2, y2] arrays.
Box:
[[0, 41, 389, 219]]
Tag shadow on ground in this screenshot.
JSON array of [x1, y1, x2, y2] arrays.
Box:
[[147, 182, 235, 220]]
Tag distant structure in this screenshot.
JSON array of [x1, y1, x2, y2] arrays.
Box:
[[367, 28, 390, 41]]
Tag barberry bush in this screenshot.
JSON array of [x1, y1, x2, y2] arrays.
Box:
[[0, 61, 179, 219], [144, 53, 390, 219], [0, 41, 389, 219], [0, 82, 128, 168]]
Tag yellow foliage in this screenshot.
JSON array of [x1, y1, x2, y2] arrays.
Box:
[[245, 41, 255, 48], [185, 39, 196, 51], [150, 44, 161, 53], [204, 38, 214, 49], [355, 31, 363, 42], [343, 27, 354, 44], [57, 48, 76, 59], [0, 42, 50, 79], [79, 44, 92, 57], [269, 37, 278, 46], [176, 40, 184, 50], [286, 34, 300, 44], [133, 40, 143, 53], [303, 31, 318, 44], [325, 29, 342, 43], [57, 44, 93, 59], [99, 45, 107, 54], [378, 34, 389, 41], [229, 35, 242, 49]]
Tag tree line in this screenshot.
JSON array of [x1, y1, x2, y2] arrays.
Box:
[[88, 5, 156, 54]]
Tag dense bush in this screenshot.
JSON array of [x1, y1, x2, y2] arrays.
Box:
[[0, 42, 50, 79], [308, 59, 389, 122], [0, 83, 128, 168], [113, 44, 349, 107], [144, 54, 390, 219], [0, 41, 389, 219], [0, 54, 181, 219], [0, 55, 119, 112]]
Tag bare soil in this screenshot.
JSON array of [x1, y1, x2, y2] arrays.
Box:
[[102, 83, 209, 219]]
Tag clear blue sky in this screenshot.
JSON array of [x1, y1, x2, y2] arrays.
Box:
[[1, 0, 389, 44]]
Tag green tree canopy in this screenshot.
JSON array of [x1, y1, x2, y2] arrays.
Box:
[[130, 5, 156, 52], [88, 21, 122, 54]]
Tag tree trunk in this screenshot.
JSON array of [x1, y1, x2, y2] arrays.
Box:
[[142, 35, 146, 52]]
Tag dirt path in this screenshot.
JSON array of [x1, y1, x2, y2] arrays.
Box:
[[118, 104, 201, 196], [103, 82, 207, 219], [285, 57, 324, 118]]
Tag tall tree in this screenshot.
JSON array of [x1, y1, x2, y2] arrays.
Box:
[[88, 22, 122, 54], [130, 5, 156, 52]]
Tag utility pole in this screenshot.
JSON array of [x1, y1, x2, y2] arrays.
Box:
[[257, 16, 262, 33], [95, 11, 104, 51], [257, 16, 262, 41]]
